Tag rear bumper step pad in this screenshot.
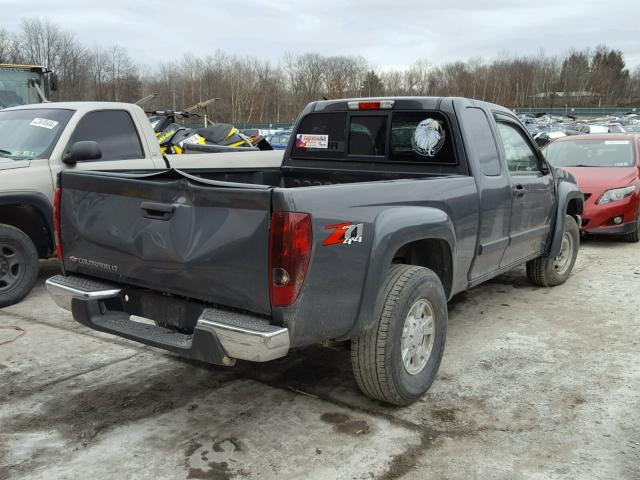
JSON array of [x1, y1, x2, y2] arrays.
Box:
[[46, 275, 289, 364]]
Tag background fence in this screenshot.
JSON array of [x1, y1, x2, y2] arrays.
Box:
[[183, 121, 294, 130], [513, 107, 640, 117]]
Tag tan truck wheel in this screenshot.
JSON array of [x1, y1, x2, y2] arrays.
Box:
[[0, 224, 39, 307]]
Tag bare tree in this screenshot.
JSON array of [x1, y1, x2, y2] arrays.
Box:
[[3, 16, 640, 122], [20, 18, 61, 68], [0, 29, 23, 63]]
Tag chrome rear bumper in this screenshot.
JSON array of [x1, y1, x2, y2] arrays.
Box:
[[46, 275, 123, 311], [46, 275, 289, 363]]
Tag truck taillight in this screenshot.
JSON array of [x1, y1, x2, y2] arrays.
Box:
[[53, 187, 63, 262], [269, 212, 312, 307], [347, 100, 395, 110]]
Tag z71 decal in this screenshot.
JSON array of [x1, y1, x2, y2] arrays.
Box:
[[323, 222, 364, 246]]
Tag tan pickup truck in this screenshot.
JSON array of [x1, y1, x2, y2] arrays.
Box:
[[0, 101, 282, 306]]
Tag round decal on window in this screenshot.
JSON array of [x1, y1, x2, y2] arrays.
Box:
[[412, 118, 445, 157]]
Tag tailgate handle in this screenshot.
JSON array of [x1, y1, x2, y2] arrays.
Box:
[[141, 202, 175, 220]]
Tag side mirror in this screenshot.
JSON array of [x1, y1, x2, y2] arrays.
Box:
[[62, 141, 102, 165], [539, 155, 551, 174]]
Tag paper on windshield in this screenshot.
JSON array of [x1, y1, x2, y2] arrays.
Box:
[[13, 150, 38, 158], [605, 140, 630, 145], [30, 118, 59, 130]]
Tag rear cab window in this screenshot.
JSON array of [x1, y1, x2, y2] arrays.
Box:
[[390, 112, 455, 164], [349, 116, 386, 156], [291, 111, 456, 166]]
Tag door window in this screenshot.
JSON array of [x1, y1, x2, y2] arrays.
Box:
[[496, 122, 540, 173], [68, 110, 144, 161], [464, 108, 501, 176]]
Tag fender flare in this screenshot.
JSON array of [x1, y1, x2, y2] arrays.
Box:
[[0, 191, 54, 255], [345, 206, 456, 338], [547, 180, 583, 258]]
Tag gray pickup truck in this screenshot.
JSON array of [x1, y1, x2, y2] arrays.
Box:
[[47, 97, 583, 405]]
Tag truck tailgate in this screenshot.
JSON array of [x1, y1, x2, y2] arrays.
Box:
[[58, 170, 272, 315]]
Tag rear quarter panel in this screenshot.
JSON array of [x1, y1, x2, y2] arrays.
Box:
[[272, 176, 478, 347]]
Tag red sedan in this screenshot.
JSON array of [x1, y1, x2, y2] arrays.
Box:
[[544, 134, 640, 241]]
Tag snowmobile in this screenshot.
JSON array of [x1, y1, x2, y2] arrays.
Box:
[[147, 110, 271, 154]]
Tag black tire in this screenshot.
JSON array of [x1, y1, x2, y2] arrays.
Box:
[[623, 211, 640, 243], [527, 215, 579, 287], [0, 224, 39, 307], [351, 265, 447, 406]]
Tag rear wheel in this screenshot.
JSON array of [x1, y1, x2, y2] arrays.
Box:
[[351, 265, 447, 406], [624, 211, 640, 243], [0, 224, 39, 307], [527, 215, 579, 287]]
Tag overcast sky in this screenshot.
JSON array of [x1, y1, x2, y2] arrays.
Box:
[[2, 0, 639, 70]]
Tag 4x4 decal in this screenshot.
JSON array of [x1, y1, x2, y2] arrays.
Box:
[[323, 222, 364, 246]]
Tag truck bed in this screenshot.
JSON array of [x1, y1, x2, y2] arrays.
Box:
[[175, 165, 445, 188]]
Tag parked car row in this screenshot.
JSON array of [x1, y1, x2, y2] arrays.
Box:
[[520, 112, 640, 147], [263, 133, 290, 150], [241, 127, 293, 150]]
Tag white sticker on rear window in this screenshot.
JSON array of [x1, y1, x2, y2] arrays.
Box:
[[605, 140, 630, 145], [295, 134, 328, 149], [30, 118, 59, 130]]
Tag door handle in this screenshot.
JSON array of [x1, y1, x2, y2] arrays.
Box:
[[141, 202, 175, 220], [512, 184, 525, 198]]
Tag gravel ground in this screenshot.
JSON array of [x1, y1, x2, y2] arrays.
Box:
[[1, 238, 639, 480]]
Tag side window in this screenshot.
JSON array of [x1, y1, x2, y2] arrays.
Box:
[[496, 122, 540, 173], [68, 110, 144, 161], [464, 108, 501, 176]]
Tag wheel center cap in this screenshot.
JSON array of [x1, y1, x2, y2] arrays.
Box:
[[0, 256, 8, 275]]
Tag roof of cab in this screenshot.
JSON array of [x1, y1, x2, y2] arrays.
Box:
[[0, 64, 50, 72], [2, 101, 143, 113], [309, 96, 512, 115]]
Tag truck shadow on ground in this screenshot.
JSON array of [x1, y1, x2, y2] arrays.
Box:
[[17, 263, 536, 431]]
